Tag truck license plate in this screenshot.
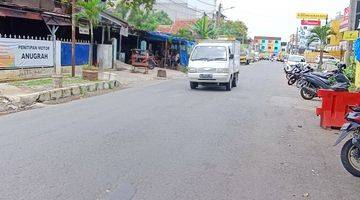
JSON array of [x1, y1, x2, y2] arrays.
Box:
[[199, 74, 213, 79]]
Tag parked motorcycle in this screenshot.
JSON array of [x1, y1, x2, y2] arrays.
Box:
[[287, 65, 313, 86], [334, 106, 360, 177], [148, 56, 158, 70], [284, 64, 301, 80], [299, 63, 349, 100]]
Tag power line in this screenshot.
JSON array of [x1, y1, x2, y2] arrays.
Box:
[[155, 3, 200, 16], [155, 3, 213, 19], [192, 0, 216, 7], [164, 0, 205, 13]]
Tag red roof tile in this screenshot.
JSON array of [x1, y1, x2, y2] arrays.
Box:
[[157, 19, 196, 34]]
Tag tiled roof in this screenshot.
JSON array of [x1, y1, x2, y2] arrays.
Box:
[[157, 19, 196, 34], [157, 25, 172, 33]]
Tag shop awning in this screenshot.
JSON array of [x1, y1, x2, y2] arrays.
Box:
[[42, 13, 71, 26], [146, 31, 195, 46], [100, 11, 129, 28]]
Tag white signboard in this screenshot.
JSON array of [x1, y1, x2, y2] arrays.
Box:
[[79, 24, 90, 35], [0, 38, 53, 68], [120, 26, 128, 37]]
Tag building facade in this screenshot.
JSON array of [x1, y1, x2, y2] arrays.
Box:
[[253, 36, 282, 56], [154, 0, 200, 21], [154, 0, 216, 21]]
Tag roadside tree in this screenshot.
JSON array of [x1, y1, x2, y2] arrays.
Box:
[[115, 1, 172, 31], [218, 20, 248, 41], [192, 15, 217, 39], [76, 0, 106, 66], [307, 26, 335, 66]]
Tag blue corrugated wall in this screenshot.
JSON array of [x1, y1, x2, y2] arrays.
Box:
[[61, 43, 90, 66]]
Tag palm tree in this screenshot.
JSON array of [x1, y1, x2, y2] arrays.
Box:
[[76, 0, 106, 66], [307, 26, 335, 65], [192, 15, 217, 39]]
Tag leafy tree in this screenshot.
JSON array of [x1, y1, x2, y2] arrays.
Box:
[[307, 26, 335, 65], [120, 0, 155, 10], [117, 0, 155, 21], [177, 28, 194, 40], [153, 10, 173, 25], [114, 2, 172, 31], [192, 15, 217, 39], [76, 0, 106, 66], [218, 20, 248, 40]]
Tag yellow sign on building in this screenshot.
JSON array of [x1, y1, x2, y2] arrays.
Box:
[[296, 13, 328, 20], [343, 31, 359, 41]]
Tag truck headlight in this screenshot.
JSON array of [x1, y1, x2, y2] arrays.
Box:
[[216, 68, 229, 73], [188, 67, 197, 73]]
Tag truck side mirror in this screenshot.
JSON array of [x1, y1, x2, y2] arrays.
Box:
[[229, 54, 234, 59]]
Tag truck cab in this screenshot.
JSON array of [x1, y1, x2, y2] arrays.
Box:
[[187, 40, 240, 91]]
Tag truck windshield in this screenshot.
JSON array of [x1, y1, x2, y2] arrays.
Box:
[[191, 46, 227, 61]]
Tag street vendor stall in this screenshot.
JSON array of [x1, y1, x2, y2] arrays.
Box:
[[145, 31, 195, 69]]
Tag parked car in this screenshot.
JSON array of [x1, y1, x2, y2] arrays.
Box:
[[187, 40, 241, 91], [316, 55, 340, 64], [285, 54, 306, 71]]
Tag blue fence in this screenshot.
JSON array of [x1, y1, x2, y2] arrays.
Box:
[[61, 43, 89, 66]]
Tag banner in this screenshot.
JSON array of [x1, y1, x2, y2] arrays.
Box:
[[340, 7, 350, 32], [343, 31, 359, 41], [296, 13, 328, 20], [0, 38, 53, 68], [301, 20, 321, 26]]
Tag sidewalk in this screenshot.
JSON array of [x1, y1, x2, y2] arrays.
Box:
[[0, 62, 186, 114], [101, 61, 186, 86]]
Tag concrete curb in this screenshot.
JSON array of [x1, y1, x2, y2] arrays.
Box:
[[15, 80, 121, 106]]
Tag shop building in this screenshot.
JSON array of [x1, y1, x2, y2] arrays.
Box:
[[253, 36, 282, 56]]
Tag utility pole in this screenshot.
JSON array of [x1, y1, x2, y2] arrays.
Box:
[[346, 0, 357, 65], [215, 3, 222, 28], [295, 27, 299, 54], [71, 0, 76, 77]]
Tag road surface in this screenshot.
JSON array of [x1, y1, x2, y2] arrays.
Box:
[[0, 61, 359, 200]]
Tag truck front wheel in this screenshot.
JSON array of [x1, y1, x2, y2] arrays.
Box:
[[190, 82, 198, 89], [232, 73, 239, 87], [225, 77, 232, 91]]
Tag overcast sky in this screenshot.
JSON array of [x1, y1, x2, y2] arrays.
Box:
[[220, 0, 349, 41]]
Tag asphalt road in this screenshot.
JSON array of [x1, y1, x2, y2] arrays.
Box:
[[0, 61, 359, 200]]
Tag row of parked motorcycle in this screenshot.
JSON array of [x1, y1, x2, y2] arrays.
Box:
[[284, 63, 349, 100], [284, 63, 360, 177]]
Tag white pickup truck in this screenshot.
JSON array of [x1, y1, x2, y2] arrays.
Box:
[[187, 40, 241, 91]]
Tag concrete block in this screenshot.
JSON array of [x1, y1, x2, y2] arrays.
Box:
[[62, 88, 71, 98], [71, 86, 81, 96], [50, 89, 62, 100], [37, 91, 51, 102], [88, 84, 96, 92], [19, 93, 39, 106], [79, 85, 88, 94], [103, 82, 110, 90], [96, 82, 104, 90]]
